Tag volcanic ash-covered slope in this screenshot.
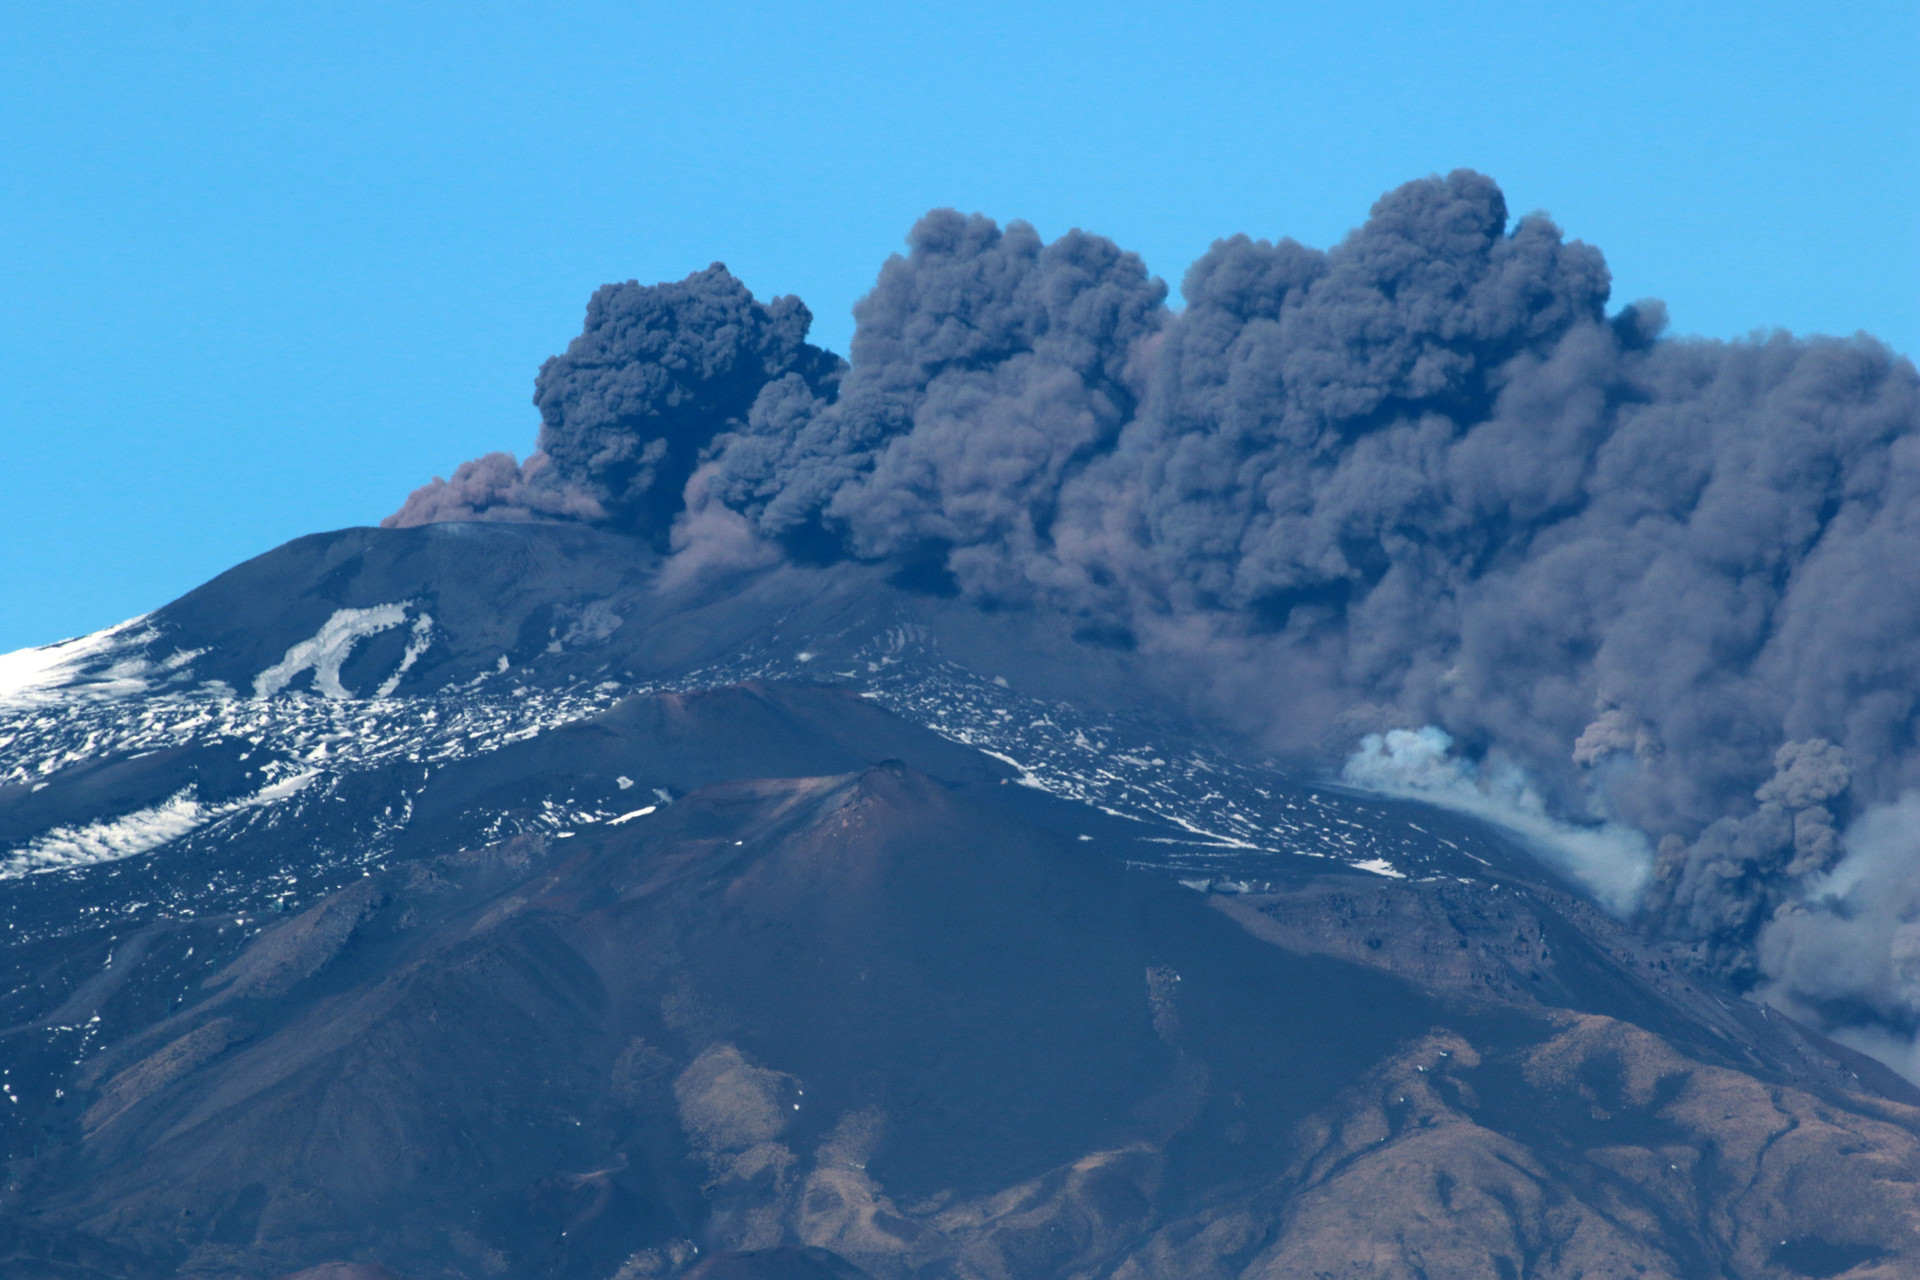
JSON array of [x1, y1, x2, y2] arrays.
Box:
[[0, 684, 1916, 1280]]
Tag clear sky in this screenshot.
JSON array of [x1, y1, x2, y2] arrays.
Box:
[[3, 0, 1916, 653]]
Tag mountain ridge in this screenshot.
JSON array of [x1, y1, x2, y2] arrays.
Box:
[[5, 528, 1920, 1278]]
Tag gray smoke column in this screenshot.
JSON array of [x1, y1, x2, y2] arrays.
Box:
[[702, 170, 1920, 1010], [389, 172, 1920, 1064], [705, 208, 1168, 582], [386, 263, 842, 544]]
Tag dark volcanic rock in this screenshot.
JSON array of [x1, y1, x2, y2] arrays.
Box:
[[681, 1246, 876, 1279], [0, 688, 1914, 1277], [31, 740, 1439, 1277]]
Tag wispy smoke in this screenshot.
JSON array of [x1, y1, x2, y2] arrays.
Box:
[[384, 450, 607, 526], [1758, 793, 1920, 1077], [1342, 726, 1651, 915], [390, 171, 1920, 1060]]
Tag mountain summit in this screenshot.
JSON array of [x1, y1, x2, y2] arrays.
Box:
[[4, 522, 1919, 1280]]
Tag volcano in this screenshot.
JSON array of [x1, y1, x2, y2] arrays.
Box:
[[1, 521, 1918, 1280]]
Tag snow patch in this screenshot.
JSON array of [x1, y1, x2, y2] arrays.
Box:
[[4, 791, 206, 875], [1149, 809, 1258, 850], [375, 614, 435, 698], [978, 749, 1046, 790], [0, 617, 163, 706], [2, 770, 319, 877], [1348, 858, 1407, 879], [254, 605, 409, 699]]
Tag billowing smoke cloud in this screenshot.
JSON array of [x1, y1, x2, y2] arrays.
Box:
[[386, 263, 842, 543], [390, 171, 1920, 1065], [704, 209, 1168, 580], [1650, 738, 1855, 981]]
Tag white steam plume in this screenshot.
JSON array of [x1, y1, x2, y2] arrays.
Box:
[[1342, 726, 1652, 915]]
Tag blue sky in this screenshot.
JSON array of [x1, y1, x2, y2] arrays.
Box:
[[3, 0, 1916, 652]]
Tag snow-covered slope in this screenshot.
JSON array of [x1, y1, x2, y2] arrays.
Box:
[[0, 593, 1513, 903]]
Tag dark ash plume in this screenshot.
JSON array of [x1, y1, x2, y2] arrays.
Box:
[[386, 264, 842, 542], [389, 172, 1920, 1067], [704, 209, 1167, 583], [383, 450, 607, 526]]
